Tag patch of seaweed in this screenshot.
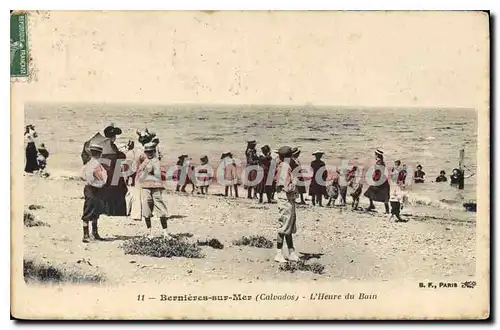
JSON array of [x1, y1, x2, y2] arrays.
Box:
[[121, 236, 204, 258], [233, 235, 273, 249], [24, 211, 49, 227], [279, 260, 325, 274], [23, 259, 104, 284], [197, 238, 224, 249]]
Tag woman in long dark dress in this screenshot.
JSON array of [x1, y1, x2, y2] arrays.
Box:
[[363, 149, 390, 213], [24, 125, 39, 173], [256, 145, 275, 203], [101, 124, 128, 216], [309, 150, 327, 207]]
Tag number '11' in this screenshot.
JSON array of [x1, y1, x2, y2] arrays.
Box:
[[137, 294, 145, 301]]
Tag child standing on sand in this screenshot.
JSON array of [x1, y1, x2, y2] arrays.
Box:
[[221, 152, 239, 198], [137, 143, 169, 238], [196, 155, 212, 195], [389, 185, 407, 222], [274, 146, 300, 263], [347, 166, 363, 210], [80, 144, 108, 243]]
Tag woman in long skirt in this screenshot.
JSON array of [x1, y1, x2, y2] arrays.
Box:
[[256, 145, 275, 203], [24, 125, 39, 173], [363, 149, 390, 213], [309, 150, 327, 206]]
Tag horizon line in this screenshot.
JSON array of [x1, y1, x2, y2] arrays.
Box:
[[26, 101, 476, 111]]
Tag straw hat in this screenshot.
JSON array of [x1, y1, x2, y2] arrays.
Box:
[[375, 149, 384, 157], [144, 142, 156, 152], [89, 144, 103, 153], [312, 150, 324, 156], [221, 151, 232, 159]]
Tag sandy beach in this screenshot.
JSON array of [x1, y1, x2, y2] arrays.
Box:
[[21, 104, 478, 284], [23, 172, 475, 284]]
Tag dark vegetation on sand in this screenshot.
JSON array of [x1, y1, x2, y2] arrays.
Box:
[[121, 236, 204, 259], [233, 235, 274, 248]]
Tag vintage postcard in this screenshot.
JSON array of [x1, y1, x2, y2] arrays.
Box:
[[11, 11, 490, 320]]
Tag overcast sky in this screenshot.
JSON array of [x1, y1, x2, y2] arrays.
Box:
[[21, 11, 489, 110]]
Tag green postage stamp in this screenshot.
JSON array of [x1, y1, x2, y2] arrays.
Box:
[[10, 12, 29, 77]]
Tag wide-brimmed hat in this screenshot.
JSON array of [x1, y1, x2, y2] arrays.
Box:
[[375, 149, 384, 156], [417, 164, 423, 169], [221, 151, 233, 159], [277, 146, 293, 157], [104, 124, 122, 138], [247, 140, 257, 145], [312, 150, 324, 156], [291, 147, 300, 156], [144, 142, 156, 152], [89, 144, 103, 153], [261, 145, 271, 154]]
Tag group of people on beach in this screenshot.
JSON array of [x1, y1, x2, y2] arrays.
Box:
[[25, 122, 473, 262]]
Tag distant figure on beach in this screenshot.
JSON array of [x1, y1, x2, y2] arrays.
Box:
[[274, 146, 300, 263], [435, 170, 448, 183], [175, 155, 195, 193], [309, 150, 327, 207], [397, 164, 408, 185], [244, 140, 259, 199], [124, 140, 142, 221], [101, 124, 128, 216], [221, 152, 239, 198], [347, 166, 363, 210], [291, 148, 307, 205], [363, 149, 390, 213], [450, 168, 461, 187], [326, 177, 340, 207], [36, 143, 49, 173], [196, 155, 212, 195], [414, 165, 425, 184], [338, 168, 348, 206], [391, 160, 403, 184], [256, 145, 275, 203], [389, 185, 406, 222], [24, 124, 39, 173], [137, 142, 169, 238], [80, 144, 108, 243]]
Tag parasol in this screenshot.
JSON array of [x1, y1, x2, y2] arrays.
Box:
[[81, 132, 118, 165]]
